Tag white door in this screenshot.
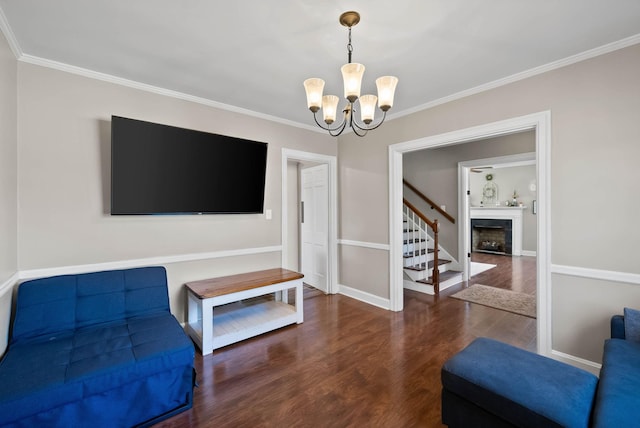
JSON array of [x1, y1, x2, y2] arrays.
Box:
[[301, 164, 329, 292]]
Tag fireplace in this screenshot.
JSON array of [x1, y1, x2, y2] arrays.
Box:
[[471, 219, 512, 255]]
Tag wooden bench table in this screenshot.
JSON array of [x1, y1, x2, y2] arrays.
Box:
[[184, 268, 304, 355]]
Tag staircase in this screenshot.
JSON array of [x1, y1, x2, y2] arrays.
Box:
[[403, 202, 462, 295]]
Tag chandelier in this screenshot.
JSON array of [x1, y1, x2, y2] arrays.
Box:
[[303, 11, 398, 137]]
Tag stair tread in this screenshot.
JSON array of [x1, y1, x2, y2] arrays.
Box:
[[417, 270, 461, 285]]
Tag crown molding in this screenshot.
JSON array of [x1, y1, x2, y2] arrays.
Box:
[[4, 8, 639, 134], [388, 33, 640, 122], [18, 53, 322, 133], [0, 7, 22, 59]]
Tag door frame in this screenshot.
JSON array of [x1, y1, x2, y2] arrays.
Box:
[[300, 163, 330, 292], [458, 152, 536, 281], [282, 149, 338, 294], [388, 111, 551, 356]]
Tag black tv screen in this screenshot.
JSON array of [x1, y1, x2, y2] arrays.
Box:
[[111, 116, 268, 215]]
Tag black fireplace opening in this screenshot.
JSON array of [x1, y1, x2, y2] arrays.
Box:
[[471, 219, 512, 255]]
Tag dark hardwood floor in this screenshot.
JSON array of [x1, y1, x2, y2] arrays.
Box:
[[157, 254, 536, 428]]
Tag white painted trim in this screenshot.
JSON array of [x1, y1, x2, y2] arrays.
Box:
[[387, 34, 640, 122], [338, 284, 391, 310], [282, 149, 338, 294], [338, 239, 390, 251], [19, 245, 282, 280], [0, 272, 19, 297], [389, 111, 552, 357], [459, 152, 536, 170], [550, 350, 601, 375], [0, 7, 22, 59], [389, 146, 405, 312], [522, 250, 537, 257], [18, 54, 322, 134], [551, 264, 640, 285]]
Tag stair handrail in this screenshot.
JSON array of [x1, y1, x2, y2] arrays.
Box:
[[403, 179, 455, 224], [403, 198, 437, 231], [403, 198, 440, 293]]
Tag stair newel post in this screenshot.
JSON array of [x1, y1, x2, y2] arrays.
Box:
[[433, 219, 440, 294]]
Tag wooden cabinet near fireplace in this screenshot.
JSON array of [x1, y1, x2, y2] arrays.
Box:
[[470, 207, 525, 256]]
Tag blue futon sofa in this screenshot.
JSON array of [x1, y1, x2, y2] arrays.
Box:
[[0, 266, 195, 427], [441, 314, 640, 427]]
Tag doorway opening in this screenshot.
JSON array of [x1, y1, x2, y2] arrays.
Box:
[[389, 111, 551, 356], [459, 152, 537, 280], [281, 149, 338, 295]]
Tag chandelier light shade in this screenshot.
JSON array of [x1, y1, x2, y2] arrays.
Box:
[[359, 94, 377, 124], [303, 11, 398, 137], [376, 76, 399, 111], [322, 95, 339, 124], [341, 63, 365, 102], [303, 78, 324, 112]]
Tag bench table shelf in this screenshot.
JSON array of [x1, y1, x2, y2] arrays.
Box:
[[184, 268, 304, 355]]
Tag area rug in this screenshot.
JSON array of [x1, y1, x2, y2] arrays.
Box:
[[451, 284, 536, 318]]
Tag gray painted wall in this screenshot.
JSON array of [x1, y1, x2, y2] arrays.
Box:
[[0, 31, 17, 356], [2, 60, 336, 346], [338, 44, 640, 363]]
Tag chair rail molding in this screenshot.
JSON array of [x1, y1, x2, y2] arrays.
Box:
[[551, 264, 640, 285], [18, 246, 282, 281], [338, 239, 390, 251]]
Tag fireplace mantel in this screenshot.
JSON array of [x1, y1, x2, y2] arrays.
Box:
[[470, 207, 524, 256]]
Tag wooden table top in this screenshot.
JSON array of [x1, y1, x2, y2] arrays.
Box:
[[185, 268, 304, 299]]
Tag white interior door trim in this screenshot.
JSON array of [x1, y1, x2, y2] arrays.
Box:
[[282, 149, 338, 294], [389, 111, 552, 357]]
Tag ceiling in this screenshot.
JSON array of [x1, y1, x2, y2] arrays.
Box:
[[1, 1, 640, 130]]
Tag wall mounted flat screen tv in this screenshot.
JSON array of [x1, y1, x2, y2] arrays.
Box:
[[111, 116, 268, 215]]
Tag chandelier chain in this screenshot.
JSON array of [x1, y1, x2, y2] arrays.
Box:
[[347, 27, 353, 64]]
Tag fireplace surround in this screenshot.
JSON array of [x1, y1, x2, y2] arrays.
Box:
[[470, 207, 524, 256]]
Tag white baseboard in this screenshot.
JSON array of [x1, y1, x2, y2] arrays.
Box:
[[521, 250, 537, 257], [550, 349, 601, 375], [0, 272, 19, 297], [338, 284, 390, 310]]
